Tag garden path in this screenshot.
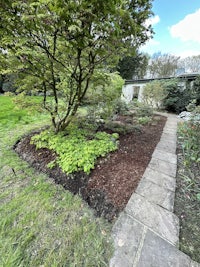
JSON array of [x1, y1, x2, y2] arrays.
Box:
[[110, 113, 200, 267]]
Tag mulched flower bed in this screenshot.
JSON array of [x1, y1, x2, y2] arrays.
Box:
[[14, 115, 166, 221]]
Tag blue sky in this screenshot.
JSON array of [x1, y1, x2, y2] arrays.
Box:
[[141, 0, 200, 58]]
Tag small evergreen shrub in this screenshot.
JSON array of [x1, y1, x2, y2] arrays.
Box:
[[113, 98, 129, 115], [162, 79, 191, 113]]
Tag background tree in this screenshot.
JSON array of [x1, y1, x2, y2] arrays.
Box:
[[0, 0, 153, 133], [142, 80, 167, 109], [117, 52, 149, 80], [179, 55, 200, 73], [148, 52, 180, 78]]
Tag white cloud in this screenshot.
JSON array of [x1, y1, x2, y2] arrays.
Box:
[[143, 38, 160, 48], [176, 49, 200, 58], [146, 15, 160, 27], [140, 39, 160, 55], [170, 9, 200, 43]]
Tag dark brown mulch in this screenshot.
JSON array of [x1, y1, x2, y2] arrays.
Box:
[[14, 115, 166, 221]]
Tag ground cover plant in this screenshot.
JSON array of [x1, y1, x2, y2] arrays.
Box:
[[31, 127, 119, 175], [0, 95, 113, 267], [174, 108, 200, 263]]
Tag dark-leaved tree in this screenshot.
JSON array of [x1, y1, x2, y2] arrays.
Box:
[[117, 52, 149, 80]]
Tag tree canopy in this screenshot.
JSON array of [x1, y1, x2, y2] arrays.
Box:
[[148, 52, 180, 78], [179, 55, 200, 73], [117, 52, 149, 79], [0, 0, 153, 132]]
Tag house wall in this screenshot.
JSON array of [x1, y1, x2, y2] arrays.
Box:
[[122, 83, 146, 103], [121, 84, 134, 103], [122, 76, 197, 104]]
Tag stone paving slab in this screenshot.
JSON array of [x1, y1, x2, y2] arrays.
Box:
[[162, 129, 177, 136], [160, 134, 177, 143], [163, 122, 177, 128], [163, 124, 177, 131], [191, 261, 200, 267], [143, 167, 176, 192], [163, 121, 177, 127], [136, 229, 192, 267], [162, 131, 177, 137], [125, 193, 179, 245], [110, 212, 145, 267], [148, 157, 177, 178], [152, 149, 177, 165], [163, 125, 177, 132], [156, 140, 177, 154], [136, 178, 175, 211]]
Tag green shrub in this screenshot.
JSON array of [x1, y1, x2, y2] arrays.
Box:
[[112, 98, 129, 115], [162, 79, 191, 113], [135, 103, 153, 117], [142, 80, 167, 109], [84, 72, 124, 119], [31, 125, 119, 174]]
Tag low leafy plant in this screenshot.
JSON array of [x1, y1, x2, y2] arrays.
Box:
[[186, 100, 197, 112], [104, 119, 142, 134], [31, 125, 119, 174], [137, 116, 152, 125], [178, 118, 200, 167], [135, 103, 153, 117]]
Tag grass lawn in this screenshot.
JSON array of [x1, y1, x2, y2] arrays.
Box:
[[0, 95, 113, 267]]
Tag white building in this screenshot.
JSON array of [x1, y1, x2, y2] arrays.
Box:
[[122, 73, 199, 104]]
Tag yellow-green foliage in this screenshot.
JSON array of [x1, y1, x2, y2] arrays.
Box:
[[31, 125, 119, 174]]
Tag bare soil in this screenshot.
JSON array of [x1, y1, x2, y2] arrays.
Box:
[[14, 115, 166, 221]]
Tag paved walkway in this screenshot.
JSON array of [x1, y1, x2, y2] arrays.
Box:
[[110, 113, 200, 267]]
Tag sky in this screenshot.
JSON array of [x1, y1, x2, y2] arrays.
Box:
[[141, 0, 200, 58]]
